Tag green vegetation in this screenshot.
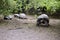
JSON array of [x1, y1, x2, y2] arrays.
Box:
[[0, 0, 60, 16]]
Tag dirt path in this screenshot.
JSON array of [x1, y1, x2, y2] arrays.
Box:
[[0, 15, 60, 40]]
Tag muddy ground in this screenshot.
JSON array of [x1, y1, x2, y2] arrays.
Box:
[[0, 15, 60, 40]]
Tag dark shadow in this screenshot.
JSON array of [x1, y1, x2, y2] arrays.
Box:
[[36, 24, 51, 28]]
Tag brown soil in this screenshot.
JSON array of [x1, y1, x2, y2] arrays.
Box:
[[0, 15, 60, 40]]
